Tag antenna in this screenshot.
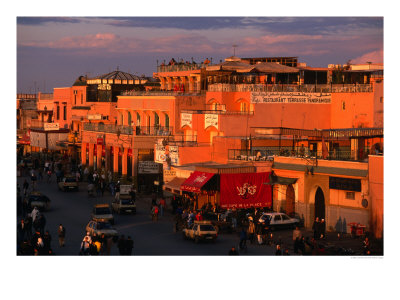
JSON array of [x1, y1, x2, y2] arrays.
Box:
[[232, 44, 238, 56]]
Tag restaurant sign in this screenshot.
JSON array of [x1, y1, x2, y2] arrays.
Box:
[[138, 161, 161, 174], [44, 123, 59, 131], [251, 92, 331, 104]]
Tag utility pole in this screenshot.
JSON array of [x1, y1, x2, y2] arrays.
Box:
[[232, 44, 238, 56]]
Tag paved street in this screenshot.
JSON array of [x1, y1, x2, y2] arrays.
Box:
[[17, 173, 381, 256]]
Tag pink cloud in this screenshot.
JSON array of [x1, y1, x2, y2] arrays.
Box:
[[351, 49, 383, 64]]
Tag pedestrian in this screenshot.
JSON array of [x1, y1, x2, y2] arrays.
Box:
[[38, 168, 43, 182], [125, 236, 134, 255], [106, 236, 114, 255], [320, 219, 326, 239], [30, 169, 37, 190], [115, 181, 120, 201], [159, 197, 166, 217], [83, 232, 92, 244], [152, 205, 159, 221], [31, 207, 39, 223], [80, 236, 91, 255], [362, 237, 371, 255], [312, 217, 320, 239], [17, 219, 26, 243], [99, 234, 107, 255], [38, 214, 46, 235], [23, 179, 29, 197], [117, 235, 126, 255], [42, 230, 52, 254], [275, 244, 282, 255], [228, 246, 239, 255], [130, 187, 136, 203], [57, 224, 66, 247], [283, 248, 290, 255], [292, 226, 302, 253], [256, 223, 263, 245], [24, 215, 32, 240], [35, 237, 45, 255], [47, 169, 52, 183], [247, 220, 255, 244], [239, 228, 247, 250]]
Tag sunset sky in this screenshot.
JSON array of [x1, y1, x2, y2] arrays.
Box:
[[17, 16, 383, 93]]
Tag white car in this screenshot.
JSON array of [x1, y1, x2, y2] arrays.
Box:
[[182, 221, 218, 243], [86, 220, 118, 237], [258, 212, 300, 230]]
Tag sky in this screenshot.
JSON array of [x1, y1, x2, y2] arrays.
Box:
[[16, 16, 384, 93]]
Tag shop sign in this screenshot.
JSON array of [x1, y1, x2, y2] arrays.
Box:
[[181, 113, 192, 128], [251, 92, 331, 104], [163, 169, 177, 183], [205, 114, 219, 129], [88, 114, 102, 120], [329, 176, 361, 192], [138, 161, 160, 174], [44, 123, 59, 131]]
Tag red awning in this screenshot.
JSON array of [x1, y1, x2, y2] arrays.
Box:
[[180, 171, 215, 193]]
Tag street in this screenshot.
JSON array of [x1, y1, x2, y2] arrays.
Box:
[[17, 172, 380, 256], [18, 174, 279, 255]]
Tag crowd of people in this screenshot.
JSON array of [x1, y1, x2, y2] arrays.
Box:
[[79, 232, 134, 256]]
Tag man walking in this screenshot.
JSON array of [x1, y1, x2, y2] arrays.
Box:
[[125, 236, 134, 255], [57, 224, 66, 247]]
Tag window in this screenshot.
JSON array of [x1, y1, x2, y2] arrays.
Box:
[[56, 105, 60, 120], [282, 214, 290, 220], [345, 192, 355, 200], [380, 97, 383, 103], [165, 114, 169, 128], [74, 95, 77, 105], [240, 102, 248, 112], [274, 215, 281, 221], [63, 105, 67, 120], [342, 101, 346, 110], [81, 94, 83, 104]]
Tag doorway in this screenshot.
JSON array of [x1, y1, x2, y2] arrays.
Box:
[[314, 187, 325, 220], [286, 184, 295, 216]]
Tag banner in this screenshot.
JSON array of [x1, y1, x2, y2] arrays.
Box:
[[220, 172, 272, 209], [251, 92, 331, 104], [205, 114, 219, 129], [181, 113, 192, 128]]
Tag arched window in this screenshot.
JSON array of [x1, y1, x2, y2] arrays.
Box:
[[165, 114, 170, 129], [154, 112, 159, 128], [127, 111, 132, 126], [136, 112, 141, 126]]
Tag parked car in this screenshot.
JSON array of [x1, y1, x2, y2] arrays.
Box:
[[182, 221, 218, 243], [58, 176, 78, 191], [86, 220, 118, 237], [258, 212, 300, 230], [24, 191, 51, 212], [91, 204, 114, 225]]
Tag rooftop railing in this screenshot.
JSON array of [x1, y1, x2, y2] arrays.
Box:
[[228, 146, 373, 162], [156, 62, 212, 73], [120, 90, 204, 96], [208, 83, 373, 93]]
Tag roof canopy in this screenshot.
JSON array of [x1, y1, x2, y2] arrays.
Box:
[[181, 171, 216, 193], [89, 70, 140, 81]]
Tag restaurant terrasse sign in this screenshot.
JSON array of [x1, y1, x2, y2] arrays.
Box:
[[251, 92, 331, 104]]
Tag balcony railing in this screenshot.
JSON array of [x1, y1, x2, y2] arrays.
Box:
[[228, 147, 371, 162], [208, 83, 373, 93], [120, 90, 204, 96], [83, 123, 172, 136]]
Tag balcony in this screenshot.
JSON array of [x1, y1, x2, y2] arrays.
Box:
[[228, 146, 373, 162], [83, 122, 172, 136], [208, 83, 373, 93]]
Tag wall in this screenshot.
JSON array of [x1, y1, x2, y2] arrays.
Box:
[[368, 155, 383, 238], [330, 92, 375, 128]]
